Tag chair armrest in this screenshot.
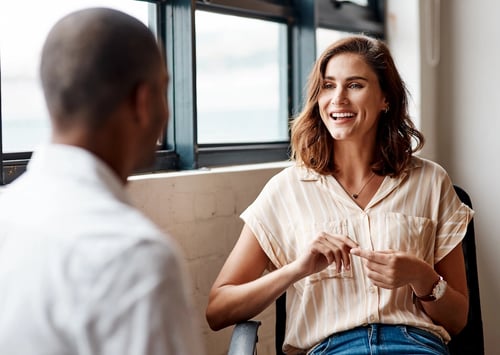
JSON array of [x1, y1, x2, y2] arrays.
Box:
[[228, 320, 262, 355]]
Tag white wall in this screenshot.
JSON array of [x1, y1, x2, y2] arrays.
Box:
[[436, 1, 500, 353], [389, 1, 498, 352], [386, 0, 439, 161]]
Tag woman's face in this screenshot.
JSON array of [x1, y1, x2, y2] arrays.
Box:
[[317, 53, 387, 143]]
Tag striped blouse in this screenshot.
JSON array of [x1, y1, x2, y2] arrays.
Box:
[[240, 156, 474, 354]]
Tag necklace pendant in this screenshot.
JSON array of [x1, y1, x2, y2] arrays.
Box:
[[352, 193, 359, 199]]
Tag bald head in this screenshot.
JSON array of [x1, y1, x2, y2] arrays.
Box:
[[40, 8, 163, 130]]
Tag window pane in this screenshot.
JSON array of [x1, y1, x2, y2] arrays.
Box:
[[195, 11, 288, 144], [0, 1, 149, 153], [316, 28, 355, 57]]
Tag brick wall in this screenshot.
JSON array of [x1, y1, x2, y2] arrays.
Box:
[[127, 162, 289, 355]]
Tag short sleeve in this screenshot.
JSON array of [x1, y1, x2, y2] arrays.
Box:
[[434, 176, 475, 263], [240, 173, 290, 270]]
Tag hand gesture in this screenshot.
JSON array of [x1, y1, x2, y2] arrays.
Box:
[[350, 248, 426, 289], [294, 232, 358, 278]]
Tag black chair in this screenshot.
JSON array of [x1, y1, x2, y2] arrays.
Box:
[[448, 186, 484, 355], [228, 185, 484, 355]]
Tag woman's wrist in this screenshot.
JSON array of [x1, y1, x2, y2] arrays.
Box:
[[285, 258, 313, 284], [409, 260, 439, 297]]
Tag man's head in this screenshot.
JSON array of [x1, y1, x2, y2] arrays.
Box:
[[40, 7, 168, 178]]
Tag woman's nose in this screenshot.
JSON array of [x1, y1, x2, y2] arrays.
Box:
[[331, 90, 348, 105]]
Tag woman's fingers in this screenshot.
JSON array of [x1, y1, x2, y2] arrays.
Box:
[[312, 233, 358, 272], [350, 248, 421, 289]]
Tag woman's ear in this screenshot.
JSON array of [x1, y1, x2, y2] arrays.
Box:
[[381, 97, 389, 113]]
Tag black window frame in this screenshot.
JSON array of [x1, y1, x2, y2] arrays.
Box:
[[0, 0, 384, 185]]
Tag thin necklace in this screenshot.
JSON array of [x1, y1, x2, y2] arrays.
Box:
[[350, 172, 376, 199]]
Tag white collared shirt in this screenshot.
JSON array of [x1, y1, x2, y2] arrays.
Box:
[[241, 156, 474, 354], [0, 144, 204, 355]]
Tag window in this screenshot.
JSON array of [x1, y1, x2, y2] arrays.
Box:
[[317, 28, 354, 56], [315, 0, 385, 38], [316, 0, 385, 56], [0, 0, 385, 184], [195, 11, 288, 144]]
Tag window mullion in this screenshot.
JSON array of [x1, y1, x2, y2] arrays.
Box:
[[290, 0, 317, 116], [167, 0, 198, 170]]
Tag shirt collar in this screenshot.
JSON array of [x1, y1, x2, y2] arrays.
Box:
[[27, 143, 129, 204]]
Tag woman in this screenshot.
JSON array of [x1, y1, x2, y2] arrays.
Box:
[[206, 36, 473, 354]]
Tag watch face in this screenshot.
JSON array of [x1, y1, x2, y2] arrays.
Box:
[[434, 279, 447, 300]]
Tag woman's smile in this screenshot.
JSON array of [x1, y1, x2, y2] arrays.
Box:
[[330, 111, 356, 121]]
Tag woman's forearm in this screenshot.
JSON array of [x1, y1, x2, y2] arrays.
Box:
[[206, 262, 301, 331], [417, 284, 469, 335], [410, 246, 469, 335]]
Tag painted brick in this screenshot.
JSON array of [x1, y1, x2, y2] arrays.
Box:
[[127, 163, 288, 355]]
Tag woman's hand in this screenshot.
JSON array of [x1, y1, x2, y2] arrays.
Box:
[[349, 248, 433, 289], [350, 246, 469, 335], [293, 233, 358, 279]]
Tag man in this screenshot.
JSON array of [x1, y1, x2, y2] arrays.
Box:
[[0, 8, 204, 354]]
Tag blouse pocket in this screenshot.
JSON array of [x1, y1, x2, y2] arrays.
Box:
[[376, 213, 436, 263]]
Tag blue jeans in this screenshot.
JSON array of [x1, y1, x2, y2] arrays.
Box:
[[308, 324, 449, 355]]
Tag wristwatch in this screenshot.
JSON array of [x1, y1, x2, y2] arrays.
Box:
[[414, 276, 447, 302]]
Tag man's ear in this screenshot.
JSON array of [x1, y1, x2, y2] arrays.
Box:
[[132, 82, 151, 128]]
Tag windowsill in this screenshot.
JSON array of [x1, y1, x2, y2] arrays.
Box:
[[0, 161, 293, 192], [128, 160, 293, 182]]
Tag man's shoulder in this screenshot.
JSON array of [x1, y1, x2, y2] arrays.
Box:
[[73, 205, 178, 266], [62, 217, 183, 301]]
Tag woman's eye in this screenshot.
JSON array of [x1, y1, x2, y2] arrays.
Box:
[[322, 82, 334, 89], [348, 82, 362, 89]]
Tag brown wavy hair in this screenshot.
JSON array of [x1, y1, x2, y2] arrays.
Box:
[[290, 35, 424, 177]]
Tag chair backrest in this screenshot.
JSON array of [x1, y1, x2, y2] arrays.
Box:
[[274, 185, 484, 355], [447, 186, 484, 354]]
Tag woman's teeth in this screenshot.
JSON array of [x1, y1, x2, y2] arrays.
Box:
[[331, 112, 355, 120]]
